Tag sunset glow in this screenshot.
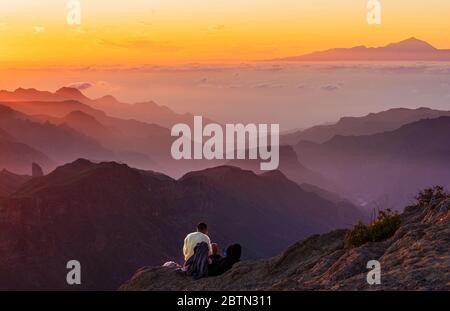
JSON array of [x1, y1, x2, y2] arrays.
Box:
[[1, 0, 450, 67]]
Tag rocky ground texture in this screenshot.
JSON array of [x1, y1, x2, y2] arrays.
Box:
[[121, 190, 450, 291]]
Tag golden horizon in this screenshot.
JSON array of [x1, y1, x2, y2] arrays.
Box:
[[1, 1, 450, 67]]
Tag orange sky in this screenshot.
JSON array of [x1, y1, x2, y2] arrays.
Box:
[[1, 0, 450, 67]]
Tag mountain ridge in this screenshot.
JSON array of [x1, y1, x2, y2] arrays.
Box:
[[0, 86, 208, 129], [270, 37, 450, 62], [0, 159, 365, 290], [281, 107, 450, 145], [120, 187, 450, 291], [0, 169, 32, 197], [294, 117, 450, 209]]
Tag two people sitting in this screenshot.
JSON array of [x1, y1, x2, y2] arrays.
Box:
[[182, 222, 241, 279]]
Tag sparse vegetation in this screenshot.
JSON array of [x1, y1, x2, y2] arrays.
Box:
[[345, 209, 401, 248], [415, 186, 448, 207], [345, 186, 449, 248]]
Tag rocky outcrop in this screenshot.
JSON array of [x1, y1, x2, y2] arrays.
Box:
[[121, 189, 450, 291], [31, 163, 44, 177], [0, 126, 53, 175]]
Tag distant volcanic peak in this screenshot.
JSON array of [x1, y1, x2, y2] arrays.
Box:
[[384, 37, 437, 51], [272, 37, 450, 61]]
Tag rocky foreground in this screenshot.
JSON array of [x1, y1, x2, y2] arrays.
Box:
[[121, 192, 450, 291]]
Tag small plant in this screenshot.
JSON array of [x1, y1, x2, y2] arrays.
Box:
[[415, 186, 448, 207], [345, 209, 401, 248], [344, 222, 370, 248]]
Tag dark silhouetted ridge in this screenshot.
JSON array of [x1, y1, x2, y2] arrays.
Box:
[[0, 159, 365, 290]]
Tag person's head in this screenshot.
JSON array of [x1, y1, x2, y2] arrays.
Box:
[[226, 244, 242, 261], [197, 222, 208, 234], [211, 243, 219, 255]]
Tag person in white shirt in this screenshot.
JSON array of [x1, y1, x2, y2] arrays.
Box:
[[183, 222, 213, 262]]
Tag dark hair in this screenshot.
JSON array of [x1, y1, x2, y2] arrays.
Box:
[[226, 244, 242, 261], [197, 222, 208, 231]]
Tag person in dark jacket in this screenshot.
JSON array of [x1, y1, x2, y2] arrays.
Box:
[[208, 243, 241, 277], [185, 242, 210, 280], [209, 243, 222, 262]]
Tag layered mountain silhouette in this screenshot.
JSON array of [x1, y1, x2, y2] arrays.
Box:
[[228, 145, 342, 195], [1, 78, 449, 292], [0, 124, 54, 174], [281, 107, 450, 145], [0, 87, 218, 176], [271, 37, 450, 61], [295, 117, 450, 209], [0, 169, 31, 197], [0, 104, 112, 169], [121, 188, 450, 291], [0, 104, 165, 173], [93, 96, 216, 129], [0, 159, 364, 290], [0, 86, 208, 128]]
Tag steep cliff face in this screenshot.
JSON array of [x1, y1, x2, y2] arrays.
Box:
[[121, 190, 450, 291]]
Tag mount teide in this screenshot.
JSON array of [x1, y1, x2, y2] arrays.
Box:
[[270, 37, 450, 62]]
